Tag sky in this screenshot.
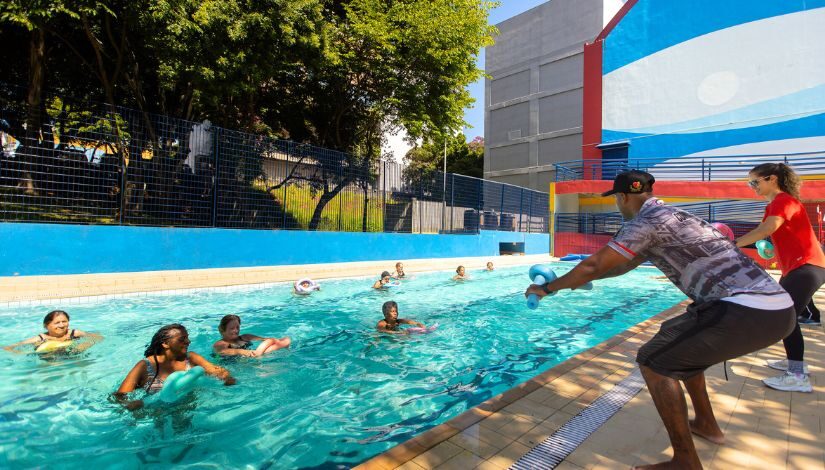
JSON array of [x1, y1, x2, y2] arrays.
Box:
[[384, 1, 550, 160]]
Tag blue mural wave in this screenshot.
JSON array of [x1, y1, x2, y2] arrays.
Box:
[[603, 0, 825, 74]]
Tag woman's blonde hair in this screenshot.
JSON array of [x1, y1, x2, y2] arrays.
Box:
[[750, 162, 801, 200]]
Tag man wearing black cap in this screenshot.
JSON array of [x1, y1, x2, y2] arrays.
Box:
[[526, 170, 795, 469]]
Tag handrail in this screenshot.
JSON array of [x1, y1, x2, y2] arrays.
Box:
[[554, 199, 769, 234], [553, 151, 825, 182]]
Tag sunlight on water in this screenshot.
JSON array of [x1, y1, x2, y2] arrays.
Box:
[[0, 264, 685, 468]]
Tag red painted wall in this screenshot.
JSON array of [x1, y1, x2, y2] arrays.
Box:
[[582, 41, 604, 175], [554, 233, 612, 257]]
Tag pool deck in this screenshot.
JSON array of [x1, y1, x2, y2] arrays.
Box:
[[356, 289, 825, 470], [0, 254, 552, 306]]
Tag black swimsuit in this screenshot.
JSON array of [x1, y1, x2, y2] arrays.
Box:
[[227, 339, 253, 350]]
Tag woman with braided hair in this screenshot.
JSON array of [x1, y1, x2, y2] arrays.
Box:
[[116, 324, 236, 409]]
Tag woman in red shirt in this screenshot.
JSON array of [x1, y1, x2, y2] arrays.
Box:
[[736, 163, 825, 393]]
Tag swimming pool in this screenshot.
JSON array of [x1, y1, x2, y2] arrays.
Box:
[[0, 264, 685, 468]]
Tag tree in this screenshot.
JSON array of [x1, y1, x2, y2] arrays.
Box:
[[0, 0, 498, 230], [403, 133, 484, 184], [291, 0, 497, 228], [0, 0, 110, 194]]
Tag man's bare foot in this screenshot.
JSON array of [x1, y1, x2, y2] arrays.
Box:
[[689, 418, 725, 445], [631, 457, 703, 469]]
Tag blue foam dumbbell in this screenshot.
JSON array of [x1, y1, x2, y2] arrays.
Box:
[[527, 264, 593, 309], [527, 264, 556, 309]]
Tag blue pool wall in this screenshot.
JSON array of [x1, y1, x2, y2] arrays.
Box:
[[0, 223, 550, 276]]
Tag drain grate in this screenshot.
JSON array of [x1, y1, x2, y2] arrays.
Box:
[[510, 368, 645, 470]]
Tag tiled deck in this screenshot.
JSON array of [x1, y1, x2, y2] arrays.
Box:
[[357, 292, 825, 470]]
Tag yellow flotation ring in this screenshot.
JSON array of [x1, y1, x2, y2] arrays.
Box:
[[35, 340, 73, 353]]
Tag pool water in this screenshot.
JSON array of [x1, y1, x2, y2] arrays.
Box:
[[0, 264, 685, 469]]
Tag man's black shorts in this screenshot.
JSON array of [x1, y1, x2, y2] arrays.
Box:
[[637, 300, 796, 380]]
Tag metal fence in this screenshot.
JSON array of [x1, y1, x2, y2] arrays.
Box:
[[554, 199, 825, 255], [555, 200, 768, 236], [0, 87, 549, 234]]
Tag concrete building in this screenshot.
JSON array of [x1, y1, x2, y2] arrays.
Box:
[[484, 0, 626, 191]]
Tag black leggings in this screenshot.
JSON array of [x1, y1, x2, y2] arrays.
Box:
[[779, 264, 825, 361]]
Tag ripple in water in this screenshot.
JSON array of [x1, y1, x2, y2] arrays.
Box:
[[0, 264, 685, 468]]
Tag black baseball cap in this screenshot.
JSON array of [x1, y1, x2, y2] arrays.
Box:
[[601, 170, 655, 197]]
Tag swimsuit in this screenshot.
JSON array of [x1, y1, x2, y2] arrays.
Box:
[[144, 355, 191, 393], [226, 339, 253, 350]]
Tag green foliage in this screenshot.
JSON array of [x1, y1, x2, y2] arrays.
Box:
[[46, 96, 131, 149], [403, 134, 484, 187], [267, 182, 384, 232], [0, 0, 498, 229], [2, 0, 497, 148]]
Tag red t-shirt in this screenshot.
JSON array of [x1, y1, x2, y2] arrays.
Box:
[[764, 192, 825, 275]]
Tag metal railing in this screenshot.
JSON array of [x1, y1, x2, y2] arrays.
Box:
[[553, 152, 825, 182], [0, 86, 548, 234], [554, 199, 825, 243]]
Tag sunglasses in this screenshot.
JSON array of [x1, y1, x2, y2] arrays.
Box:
[[747, 176, 770, 188]]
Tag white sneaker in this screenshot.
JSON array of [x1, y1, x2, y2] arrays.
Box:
[[766, 359, 809, 374], [763, 372, 813, 393]]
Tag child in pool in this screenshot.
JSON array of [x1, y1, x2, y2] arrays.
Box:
[[376, 301, 424, 334], [391, 262, 407, 279], [452, 265, 471, 281], [3, 310, 103, 354], [213, 314, 291, 357], [486, 262, 494, 271]]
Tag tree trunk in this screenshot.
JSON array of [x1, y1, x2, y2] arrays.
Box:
[[21, 28, 46, 195], [361, 183, 369, 232], [308, 174, 352, 230]]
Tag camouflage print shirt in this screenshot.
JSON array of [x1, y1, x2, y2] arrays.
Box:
[[607, 198, 786, 304]]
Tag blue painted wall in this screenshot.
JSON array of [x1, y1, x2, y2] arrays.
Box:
[[0, 223, 549, 276]]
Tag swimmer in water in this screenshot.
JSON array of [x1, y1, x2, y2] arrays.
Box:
[[3, 310, 102, 355], [391, 262, 407, 279], [452, 265, 470, 281], [294, 279, 320, 295], [116, 324, 235, 410], [213, 314, 291, 357], [376, 301, 424, 334], [373, 271, 394, 289]]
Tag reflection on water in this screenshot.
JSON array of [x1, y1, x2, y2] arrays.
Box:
[[0, 264, 684, 468]]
